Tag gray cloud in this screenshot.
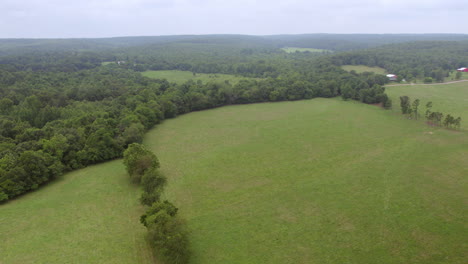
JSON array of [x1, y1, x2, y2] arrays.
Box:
[[0, 0, 465, 38]]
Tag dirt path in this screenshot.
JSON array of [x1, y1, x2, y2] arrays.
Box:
[[385, 79, 468, 87]]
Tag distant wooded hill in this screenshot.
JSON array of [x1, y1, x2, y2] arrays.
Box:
[[1, 34, 468, 56]]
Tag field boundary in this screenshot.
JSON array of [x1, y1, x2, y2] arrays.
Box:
[[385, 79, 468, 87]]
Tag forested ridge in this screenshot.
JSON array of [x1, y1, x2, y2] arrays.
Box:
[[2, 33, 467, 56], [331, 41, 468, 82], [0, 35, 466, 202]]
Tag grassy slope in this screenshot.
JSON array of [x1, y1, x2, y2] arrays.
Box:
[[0, 161, 155, 264], [386, 82, 468, 129], [142, 70, 256, 84], [282, 47, 330, 53], [342, 65, 387, 74], [145, 98, 467, 264]]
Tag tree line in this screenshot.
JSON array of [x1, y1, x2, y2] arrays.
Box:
[[330, 41, 468, 82], [123, 143, 189, 264], [399, 96, 462, 129]]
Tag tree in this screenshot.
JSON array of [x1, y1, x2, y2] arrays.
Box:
[[412, 99, 420, 120], [425, 101, 433, 120], [443, 114, 454, 128], [123, 143, 159, 183], [41, 134, 69, 161], [0, 190, 8, 203], [433, 69, 445, 82], [383, 97, 392, 109], [16, 150, 64, 191], [435, 112, 444, 126], [400, 96, 411, 114], [121, 122, 145, 145], [149, 212, 190, 264], [0, 98, 14, 114], [340, 83, 354, 100], [141, 200, 178, 226], [140, 169, 167, 206], [453, 117, 462, 129]]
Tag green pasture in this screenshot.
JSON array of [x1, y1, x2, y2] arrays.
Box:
[[0, 161, 155, 264], [142, 70, 256, 84], [282, 47, 331, 53], [447, 71, 468, 81], [386, 81, 468, 129], [342, 65, 387, 74], [145, 98, 467, 264]]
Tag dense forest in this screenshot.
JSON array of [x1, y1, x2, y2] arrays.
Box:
[[0, 34, 467, 202], [330, 41, 468, 82]]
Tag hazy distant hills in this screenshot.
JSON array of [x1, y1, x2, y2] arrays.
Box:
[[1, 34, 468, 56]]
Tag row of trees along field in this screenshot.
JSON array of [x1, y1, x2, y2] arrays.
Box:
[[399, 96, 462, 129], [330, 41, 468, 82], [123, 143, 190, 264], [0, 47, 395, 202]]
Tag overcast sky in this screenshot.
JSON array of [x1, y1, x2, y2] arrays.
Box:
[[1, 0, 466, 38]]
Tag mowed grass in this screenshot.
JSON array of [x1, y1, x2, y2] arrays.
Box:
[[342, 65, 387, 74], [145, 98, 467, 264], [282, 47, 331, 53], [386, 81, 468, 129], [142, 70, 256, 84], [0, 161, 155, 264]]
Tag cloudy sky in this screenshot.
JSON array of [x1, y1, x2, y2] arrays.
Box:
[[1, 0, 466, 38]]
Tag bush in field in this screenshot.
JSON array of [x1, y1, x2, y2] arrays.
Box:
[[424, 77, 433, 83]]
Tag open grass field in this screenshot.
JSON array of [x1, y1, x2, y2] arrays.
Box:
[[282, 47, 331, 53], [145, 98, 467, 264], [0, 161, 155, 264], [342, 65, 387, 74], [142, 70, 257, 84], [386, 81, 468, 129], [447, 71, 468, 81]]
